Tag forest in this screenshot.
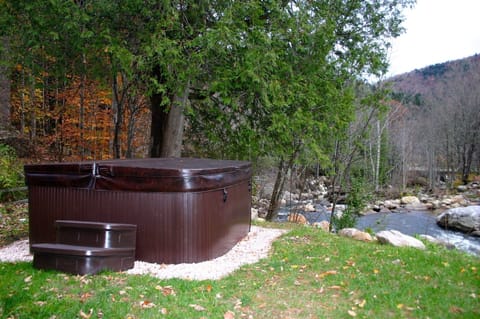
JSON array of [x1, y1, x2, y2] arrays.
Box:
[[1, 0, 478, 221]]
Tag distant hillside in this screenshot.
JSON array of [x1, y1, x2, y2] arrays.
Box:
[[384, 53, 479, 186], [387, 54, 480, 105]]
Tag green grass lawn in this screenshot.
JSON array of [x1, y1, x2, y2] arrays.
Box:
[[1, 223, 479, 319]]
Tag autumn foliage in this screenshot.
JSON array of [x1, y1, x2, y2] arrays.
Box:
[[9, 66, 150, 162]]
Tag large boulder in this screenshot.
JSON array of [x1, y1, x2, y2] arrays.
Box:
[[338, 228, 373, 242], [436, 206, 480, 233], [313, 220, 330, 232], [401, 196, 420, 205], [376, 230, 426, 250], [287, 212, 308, 225]]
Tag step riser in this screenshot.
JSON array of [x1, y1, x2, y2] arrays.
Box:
[[33, 253, 135, 275], [57, 229, 136, 249]]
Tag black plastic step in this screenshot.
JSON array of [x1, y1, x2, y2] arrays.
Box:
[[55, 220, 136, 248], [31, 243, 135, 275]]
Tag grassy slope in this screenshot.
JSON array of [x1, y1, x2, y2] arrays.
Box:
[[1, 224, 479, 319]]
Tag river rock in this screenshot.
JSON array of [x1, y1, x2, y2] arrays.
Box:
[[376, 230, 426, 249], [303, 203, 316, 212], [288, 212, 308, 225], [313, 220, 330, 232], [451, 195, 466, 204], [436, 206, 480, 233], [401, 196, 420, 205], [338, 228, 373, 242], [384, 200, 399, 210], [404, 202, 428, 211]]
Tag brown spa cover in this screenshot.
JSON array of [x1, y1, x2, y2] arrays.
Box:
[[24, 157, 252, 192], [25, 158, 252, 263]]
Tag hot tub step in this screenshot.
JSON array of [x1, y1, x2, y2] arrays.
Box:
[[55, 220, 136, 248], [31, 243, 135, 275]]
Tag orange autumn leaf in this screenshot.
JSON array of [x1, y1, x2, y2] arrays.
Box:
[[139, 300, 156, 309], [317, 270, 338, 278]]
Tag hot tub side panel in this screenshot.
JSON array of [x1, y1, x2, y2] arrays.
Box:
[[28, 181, 251, 264]]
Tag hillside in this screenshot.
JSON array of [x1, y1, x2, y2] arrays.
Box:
[[383, 53, 480, 186], [387, 54, 480, 103]]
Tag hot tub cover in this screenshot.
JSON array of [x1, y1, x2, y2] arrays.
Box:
[[24, 158, 251, 192]]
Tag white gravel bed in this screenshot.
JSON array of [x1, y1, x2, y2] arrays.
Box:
[[0, 239, 32, 262], [127, 226, 288, 280], [0, 226, 287, 280]]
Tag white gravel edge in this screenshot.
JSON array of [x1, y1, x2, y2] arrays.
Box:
[[0, 226, 287, 280], [127, 226, 288, 280], [0, 239, 32, 262]]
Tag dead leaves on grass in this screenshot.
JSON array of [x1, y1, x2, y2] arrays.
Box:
[[155, 285, 176, 296]]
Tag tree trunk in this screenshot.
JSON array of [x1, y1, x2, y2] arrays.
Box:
[[29, 74, 36, 141], [149, 91, 166, 157], [0, 37, 10, 131], [149, 83, 189, 158], [265, 159, 288, 221], [265, 148, 300, 221], [125, 96, 139, 159], [375, 120, 381, 191], [112, 74, 124, 159], [160, 84, 188, 157]]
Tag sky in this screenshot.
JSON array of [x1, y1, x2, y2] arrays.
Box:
[[387, 0, 480, 76]]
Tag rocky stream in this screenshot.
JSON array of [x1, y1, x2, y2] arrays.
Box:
[[253, 179, 480, 256]]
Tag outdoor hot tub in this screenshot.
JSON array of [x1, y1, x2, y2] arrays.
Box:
[[24, 158, 252, 264]]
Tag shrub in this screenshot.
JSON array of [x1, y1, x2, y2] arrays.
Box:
[[333, 178, 370, 231], [0, 144, 24, 190]]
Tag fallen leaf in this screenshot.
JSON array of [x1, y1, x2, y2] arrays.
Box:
[[24, 276, 32, 283], [140, 300, 156, 309], [160, 307, 168, 315], [328, 285, 342, 290], [80, 292, 93, 303], [224, 310, 235, 319], [34, 301, 47, 306], [79, 309, 93, 319], [373, 269, 379, 274], [234, 298, 242, 310], [206, 284, 212, 292], [449, 306, 464, 314], [396, 304, 404, 309], [316, 270, 338, 279], [348, 310, 357, 317], [155, 285, 176, 296], [355, 299, 366, 308], [189, 304, 206, 311]]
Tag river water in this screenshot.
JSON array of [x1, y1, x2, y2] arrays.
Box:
[[276, 205, 480, 256]]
